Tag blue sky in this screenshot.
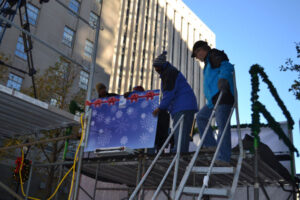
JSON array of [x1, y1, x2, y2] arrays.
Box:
[[182, 0, 300, 173]]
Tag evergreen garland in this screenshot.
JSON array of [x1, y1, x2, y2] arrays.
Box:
[[249, 64, 298, 156], [257, 101, 299, 156]]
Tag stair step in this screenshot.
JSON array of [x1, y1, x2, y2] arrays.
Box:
[[192, 166, 235, 174], [183, 186, 229, 196]]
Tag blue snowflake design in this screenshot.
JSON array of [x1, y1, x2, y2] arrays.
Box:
[[85, 90, 159, 151]]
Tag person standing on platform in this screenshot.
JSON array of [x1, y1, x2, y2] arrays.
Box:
[[152, 51, 198, 153], [191, 40, 234, 165]]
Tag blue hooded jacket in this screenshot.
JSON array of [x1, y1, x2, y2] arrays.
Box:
[[203, 56, 234, 108], [158, 62, 198, 116]]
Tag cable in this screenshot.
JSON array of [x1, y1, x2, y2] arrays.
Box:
[[68, 114, 86, 200], [18, 114, 86, 200], [19, 149, 40, 200]]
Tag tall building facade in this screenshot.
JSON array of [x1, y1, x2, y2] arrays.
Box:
[[0, 0, 121, 103], [0, 0, 215, 107], [109, 0, 215, 107]]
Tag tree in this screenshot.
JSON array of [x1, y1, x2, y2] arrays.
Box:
[[280, 42, 300, 100], [22, 57, 86, 198], [0, 52, 10, 84]]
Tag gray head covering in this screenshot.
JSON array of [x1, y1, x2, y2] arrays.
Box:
[[153, 51, 167, 67]]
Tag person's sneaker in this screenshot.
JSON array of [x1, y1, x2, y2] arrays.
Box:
[[215, 160, 231, 167]]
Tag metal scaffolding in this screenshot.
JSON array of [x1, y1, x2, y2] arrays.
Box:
[[0, 0, 298, 200], [0, 0, 102, 199]]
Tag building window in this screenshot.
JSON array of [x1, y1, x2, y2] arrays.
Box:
[[84, 40, 93, 57], [56, 58, 70, 78], [62, 26, 74, 47], [79, 70, 89, 90], [89, 12, 98, 28], [50, 95, 62, 107], [69, 0, 80, 14], [25, 3, 39, 25], [15, 36, 27, 60], [50, 98, 57, 106], [6, 73, 23, 91]]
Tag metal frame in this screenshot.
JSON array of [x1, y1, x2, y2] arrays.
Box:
[[174, 71, 244, 200], [174, 92, 224, 199], [0, 0, 103, 199], [128, 114, 184, 200]]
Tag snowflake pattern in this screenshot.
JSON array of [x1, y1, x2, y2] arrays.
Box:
[[92, 110, 97, 117], [148, 127, 155, 133], [104, 117, 111, 125], [96, 113, 105, 122], [140, 115, 156, 134], [91, 121, 95, 127], [139, 133, 150, 144], [114, 117, 130, 135], [120, 136, 128, 145], [86, 90, 160, 151], [141, 113, 146, 119], [116, 110, 123, 119], [126, 107, 134, 115]]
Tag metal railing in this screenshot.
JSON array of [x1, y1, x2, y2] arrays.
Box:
[[129, 114, 184, 200], [175, 71, 243, 200]]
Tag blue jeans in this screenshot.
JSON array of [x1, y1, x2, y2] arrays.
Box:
[[196, 104, 232, 162], [171, 110, 197, 153]]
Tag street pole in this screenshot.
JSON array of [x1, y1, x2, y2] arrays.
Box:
[[72, 1, 103, 199]]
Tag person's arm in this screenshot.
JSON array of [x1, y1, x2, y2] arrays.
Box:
[[218, 61, 234, 93], [153, 78, 177, 117], [159, 88, 176, 110]]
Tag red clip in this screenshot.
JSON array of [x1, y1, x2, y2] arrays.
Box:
[[128, 93, 139, 103], [145, 91, 155, 100], [85, 100, 92, 106], [93, 99, 103, 107], [107, 97, 120, 105]]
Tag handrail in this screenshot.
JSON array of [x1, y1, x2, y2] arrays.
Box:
[[128, 114, 184, 200], [229, 71, 244, 200], [174, 92, 224, 200], [197, 104, 235, 199]]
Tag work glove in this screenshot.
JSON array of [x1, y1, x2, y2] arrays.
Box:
[[218, 78, 230, 94]]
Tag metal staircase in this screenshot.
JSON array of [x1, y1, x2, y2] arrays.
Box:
[[129, 72, 243, 200], [174, 72, 243, 200]]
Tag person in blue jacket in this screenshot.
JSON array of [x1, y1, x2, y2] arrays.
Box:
[[152, 51, 198, 153], [192, 40, 235, 165]]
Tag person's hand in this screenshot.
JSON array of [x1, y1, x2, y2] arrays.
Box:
[[152, 108, 160, 117], [218, 78, 229, 94]]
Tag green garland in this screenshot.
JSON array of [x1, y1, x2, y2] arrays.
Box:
[[249, 64, 298, 156]]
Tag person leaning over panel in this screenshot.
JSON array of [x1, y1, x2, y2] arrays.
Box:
[[191, 40, 235, 166], [152, 51, 198, 153]]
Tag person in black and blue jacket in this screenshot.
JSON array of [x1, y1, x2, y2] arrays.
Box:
[[192, 40, 234, 166], [152, 51, 198, 153]]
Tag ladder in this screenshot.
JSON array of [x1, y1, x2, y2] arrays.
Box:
[[174, 72, 243, 200], [129, 72, 242, 200]]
